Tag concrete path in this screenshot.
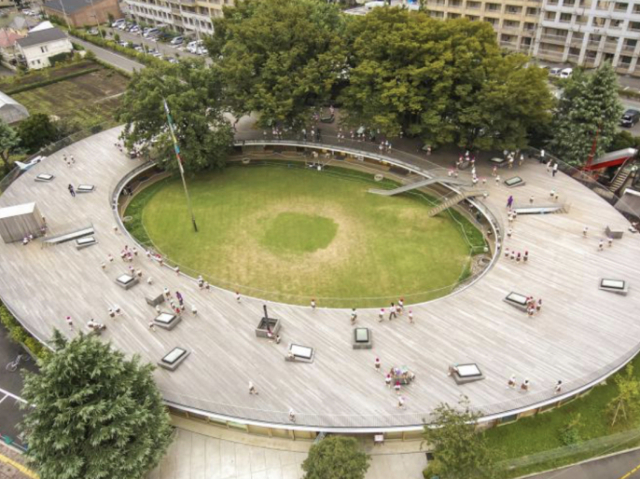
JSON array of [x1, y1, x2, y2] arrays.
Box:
[[148, 427, 427, 479], [0, 444, 35, 479]]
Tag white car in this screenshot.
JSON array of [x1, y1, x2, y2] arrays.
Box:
[[196, 46, 208, 55], [170, 36, 184, 46], [186, 40, 203, 53], [111, 18, 125, 28], [559, 68, 573, 79], [549, 67, 562, 76]]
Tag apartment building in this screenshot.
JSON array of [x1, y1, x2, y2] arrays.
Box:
[[423, 0, 640, 75], [124, 0, 233, 36], [534, 0, 640, 75]]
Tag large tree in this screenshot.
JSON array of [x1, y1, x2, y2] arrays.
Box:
[[207, 0, 347, 128], [302, 436, 370, 479], [340, 10, 552, 150], [0, 120, 20, 175], [17, 113, 57, 153], [423, 397, 501, 479], [550, 63, 623, 167], [20, 331, 173, 479], [118, 58, 234, 174]]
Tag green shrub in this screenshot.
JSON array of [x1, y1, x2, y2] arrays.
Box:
[[48, 52, 73, 67], [0, 303, 50, 361], [560, 414, 583, 446], [4, 67, 101, 94]]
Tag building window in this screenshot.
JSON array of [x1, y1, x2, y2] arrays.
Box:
[[527, 7, 538, 15], [609, 19, 623, 29], [545, 11, 556, 20], [40, 46, 48, 53], [485, 2, 501, 11], [560, 12, 572, 21], [614, 2, 628, 11]]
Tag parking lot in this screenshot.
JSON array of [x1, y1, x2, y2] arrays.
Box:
[[103, 24, 208, 63]]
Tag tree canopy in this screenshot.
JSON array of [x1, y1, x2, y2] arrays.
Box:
[[302, 436, 370, 479], [20, 330, 173, 479], [17, 113, 57, 153], [0, 120, 20, 175], [550, 63, 623, 166], [423, 397, 501, 479], [207, 0, 347, 128], [118, 58, 234, 174], [339, 9, 552, 150]]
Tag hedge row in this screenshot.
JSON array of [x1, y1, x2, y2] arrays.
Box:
[[70, 29, 166, 69], [4, 66, 102, 95], [0, 303, 50, 361]]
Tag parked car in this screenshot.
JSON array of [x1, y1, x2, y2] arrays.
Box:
[[111, 18, 125, 28], [559, 67, 573, 78], [88, 27, 99, 35], [196, 45, 208, 55], [186, 40, 203, 53], [129, 25, 141, 33], [620, 109, 640, 128], [170, 36, 183, 46], [143, 28, 160, 38], [167, 57, 179, 64], [151, 51, 163, 58], [549, 67, 562, 76]]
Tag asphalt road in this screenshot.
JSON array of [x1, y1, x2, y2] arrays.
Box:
[[0, 324, 37, 449], [527, 448, 640, 479], [620, 98, 640, 136], [71, 37, 145, 74]]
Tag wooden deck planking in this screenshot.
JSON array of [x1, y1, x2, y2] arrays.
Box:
[[0, 127, 639, 427]]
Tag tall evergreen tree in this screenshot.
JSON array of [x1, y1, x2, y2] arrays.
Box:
[[118, 58, 234, 174], [550, 63, 623, 167], [20, 331, 173, 479]]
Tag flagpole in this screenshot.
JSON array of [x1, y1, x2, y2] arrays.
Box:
[[163, 99, 198, 233]]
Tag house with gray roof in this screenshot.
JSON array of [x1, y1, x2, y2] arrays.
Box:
[[15, 26, 73, 70]]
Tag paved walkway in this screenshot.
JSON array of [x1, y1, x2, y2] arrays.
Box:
[[0, 444, 35, 479], [148, 423, 427, 479]]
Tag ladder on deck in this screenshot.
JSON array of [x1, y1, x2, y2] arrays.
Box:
[[428, 190, 487, 217]]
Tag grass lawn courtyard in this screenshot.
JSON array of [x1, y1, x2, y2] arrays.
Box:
[[126, 163, 485, 307]]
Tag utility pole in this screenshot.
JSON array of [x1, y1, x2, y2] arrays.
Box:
[[163, 99, 198, 232], [58, 0, 71, 29], [87, 0, 104, 39]]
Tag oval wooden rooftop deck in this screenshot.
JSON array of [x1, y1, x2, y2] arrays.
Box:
[[1, 126, 639, 431]]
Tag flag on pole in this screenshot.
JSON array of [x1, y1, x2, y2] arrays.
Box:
[[163, 99, 185, 174]]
